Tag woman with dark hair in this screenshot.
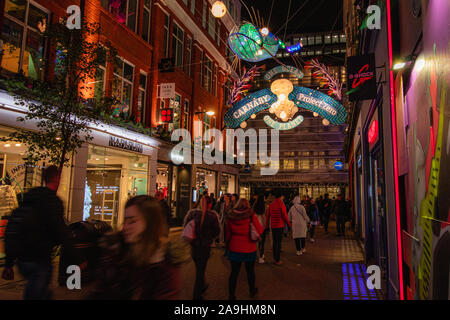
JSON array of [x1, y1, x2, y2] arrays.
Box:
[[252, 194, 267, 264], [184, 195, 220, 300], [88, 195, 187, 300], [225, 198, 263, 300]]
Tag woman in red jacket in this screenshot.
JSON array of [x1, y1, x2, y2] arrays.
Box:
[[225, 198, 263, 300]]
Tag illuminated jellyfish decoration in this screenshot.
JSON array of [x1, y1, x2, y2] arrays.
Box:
[[228, 23, 280, 62]]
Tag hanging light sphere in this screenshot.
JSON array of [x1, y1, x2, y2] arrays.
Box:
[[322, 119, 330, 126], [260, 27, 270, 36], [313, 112, 319, 117], [251, 114, 257, 119], [211, 1, 227, 18], [240, 121, 247, 128]]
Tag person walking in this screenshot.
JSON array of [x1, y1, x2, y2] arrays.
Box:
[[318, 195, 324, 226], [265, 191, 291, 265], [183, 196, 220, 300], [322, 194, 332, 233], [308, 198, 320, 243], [288, 196, 310, 255], [252, 194, 267, 264], [88, 196, 187, 299], [1, 166, 86, 300], [225, 198, 263, 300], [332, 194, 349, 236]]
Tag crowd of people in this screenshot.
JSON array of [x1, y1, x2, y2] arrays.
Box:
[[1, 165, 351, 300]]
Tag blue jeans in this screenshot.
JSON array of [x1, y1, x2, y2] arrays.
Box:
[[18, 261, 53, 300]]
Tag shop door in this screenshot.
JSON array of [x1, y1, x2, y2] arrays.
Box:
[[369, 148, 389, 283], [176, 167, 191, 225]]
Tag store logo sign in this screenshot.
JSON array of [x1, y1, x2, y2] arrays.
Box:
[[109, 136, 143, 153], [334, 161, 344, 171], [347, 54, 377, 101]]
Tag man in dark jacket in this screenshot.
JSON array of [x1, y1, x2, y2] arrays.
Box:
[[322, 194, 331, 233], [2, 165, 82, 299], [332, 194, 349, 236]]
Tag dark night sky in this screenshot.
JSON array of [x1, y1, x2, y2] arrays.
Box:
[[241, 0, 343, 35]]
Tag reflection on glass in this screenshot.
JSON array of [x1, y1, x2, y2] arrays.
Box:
[[0, 18, 23, 73], [23, 29, 44, 79], [5, 0, 26, 22]]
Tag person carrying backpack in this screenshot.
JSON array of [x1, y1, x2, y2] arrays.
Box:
[[1, 165, 84, 300]]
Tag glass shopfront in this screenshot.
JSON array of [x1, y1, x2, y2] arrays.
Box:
[[194, 168, 216, 203], [156, 162, 178, 223], [220, 173, 236, 196], [83, 145, 149, 229]]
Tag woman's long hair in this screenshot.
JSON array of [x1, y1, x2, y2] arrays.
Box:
[[124, 195, 169, 266], [252, 194, 266, 215], [234, 198, 250, 211]]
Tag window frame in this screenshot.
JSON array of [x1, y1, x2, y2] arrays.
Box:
[[204, 54, 213, 92], [112, 57, 135, 116], [163, 12, 170, 58], [1, 0, 50, 80], [137, 71, 148, 124], [142, 0, 152, 43]]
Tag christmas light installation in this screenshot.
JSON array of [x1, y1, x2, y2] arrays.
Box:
[[211, 1, 227, 18], [286, 42, 303, 53], [228, 23, 279, 62], [228, 65, 263, 105], [305, 59, 343, 101]]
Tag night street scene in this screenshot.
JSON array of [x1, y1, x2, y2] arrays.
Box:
[[0, 0, 449, 307]]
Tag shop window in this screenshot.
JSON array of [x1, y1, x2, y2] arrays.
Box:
[[1, 0, 49, 80], [163, 13, 170, 58], [85, 145, 149, 229], [112, 57, 134, 119], [220, 173, 236, 195], [195, 169, 216, 199], [204, 55, 213, 92], [137, 72, 147, 124], [142, 0, 151, 43], [156, 163, 177, 221], [172, 22, 184, 69], [168, 93, 181, 132]]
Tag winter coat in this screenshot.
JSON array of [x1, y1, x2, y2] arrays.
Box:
[[265, 198, 291, 229], [308, 203, 320, 225], [88, 232, 183, 300], [184, 209, 220, 249], [225, 208, 263, 253], [288, 197, 310, 239]]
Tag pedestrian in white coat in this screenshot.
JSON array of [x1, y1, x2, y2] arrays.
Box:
[[288, 196, 310, 255]]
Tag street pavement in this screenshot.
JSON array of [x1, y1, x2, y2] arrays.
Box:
[[0, 222, 380, 300]]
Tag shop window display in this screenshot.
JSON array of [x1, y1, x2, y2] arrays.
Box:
[[84, 145, 148, 229], [195, 169, 216, 200], [156, 163, 178, 222], [220, 173, 236, 195]]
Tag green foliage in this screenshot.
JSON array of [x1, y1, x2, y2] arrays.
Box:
[[0, 20, 118, 171]]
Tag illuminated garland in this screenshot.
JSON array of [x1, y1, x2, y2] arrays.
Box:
[[305, 59, 343, 101]]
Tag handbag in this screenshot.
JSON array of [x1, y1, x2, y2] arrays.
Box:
[[181, 219, 196, 242], [249, 215, 261, 242]]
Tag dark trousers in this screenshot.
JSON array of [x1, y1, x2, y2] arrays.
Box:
[[18, 261, 53, 300], [229, 261, 256, 298], [272, 228, 283, 262], [258, 230, 267, 258], [323, 214, 330, 232], [294, 238, 306, 251], [192, 246, 211, 300], [336, 216, 346, 235], [310, 225, 316, 238]]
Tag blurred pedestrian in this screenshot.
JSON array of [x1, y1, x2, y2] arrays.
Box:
[[322, 194, 331, 233], [2, 165, 85, 300], [184, 196, 220, 300], [231, 194, 239, 206], [308, 198, 320, 243], [288, 196, 310, 255], [333, 194, 348, 236], [266, 191, 290, 265], [225, 198, 263, 300], [155, 191, 171, 225], [252, 194, 267, 264], [89, 195, 186, 299], [318, 195, 324, 226], [210, 193, 216, 210]]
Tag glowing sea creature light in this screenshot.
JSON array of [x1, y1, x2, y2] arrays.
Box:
[[228, 23, 279, 62], [269, 79, 298, 122]]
